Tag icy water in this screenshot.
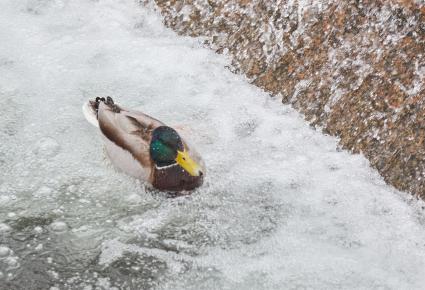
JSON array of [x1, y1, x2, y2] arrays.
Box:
[[1, 0, 425, 289]]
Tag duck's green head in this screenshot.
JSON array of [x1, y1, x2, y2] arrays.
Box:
[[150, 126, 202, 177]]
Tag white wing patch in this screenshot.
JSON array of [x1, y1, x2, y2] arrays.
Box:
[[82, 101, 99, 128]]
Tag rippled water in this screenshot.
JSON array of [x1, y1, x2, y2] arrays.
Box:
[[1, 0, 425, 289]]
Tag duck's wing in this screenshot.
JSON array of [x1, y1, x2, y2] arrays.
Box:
[[97, 102, 164, 168]]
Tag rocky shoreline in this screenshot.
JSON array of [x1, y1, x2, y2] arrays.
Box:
[[147, 0, 424, 198]]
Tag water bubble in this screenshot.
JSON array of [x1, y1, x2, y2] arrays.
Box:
[[50, 221, 68, 232], [34, 226, 43, 234], [67, 185, 77, 193], [0, 246, 10, 257], [0, 195, 11, 204], [5, 256, 18, 267], [0, 223, 11, 233], [33, 186, 53, 198], [78, 198, 90, 204], [33, 137, 60, 158], [48, 270, 59, 279], [125, 193, 142, 204]]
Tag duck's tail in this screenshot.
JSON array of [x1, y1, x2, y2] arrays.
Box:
[[83, 97, 119, 128], [82, 99, 100, 128]]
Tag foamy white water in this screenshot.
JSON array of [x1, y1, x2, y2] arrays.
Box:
[[0, 0, 425, 289]]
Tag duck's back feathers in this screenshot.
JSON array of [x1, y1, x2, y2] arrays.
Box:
[[97, 102, 160, 170]]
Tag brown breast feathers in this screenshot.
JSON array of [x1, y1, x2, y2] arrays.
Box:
[[152, 165, 204, 191]]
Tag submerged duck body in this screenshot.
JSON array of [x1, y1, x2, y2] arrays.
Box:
[[83, 97, 205, 192]]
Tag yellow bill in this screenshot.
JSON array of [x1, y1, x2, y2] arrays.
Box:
[[176, 150, 202, 176]]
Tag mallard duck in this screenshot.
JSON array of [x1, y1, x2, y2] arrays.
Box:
[[82, 97, 205, 192]]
